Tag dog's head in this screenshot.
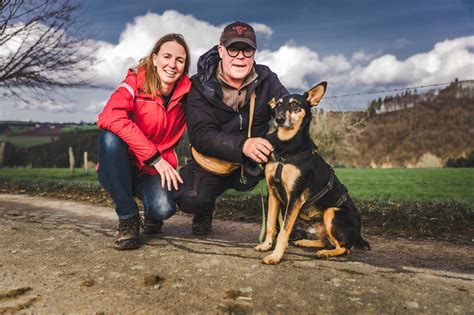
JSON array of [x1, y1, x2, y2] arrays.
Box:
[[268, 81, 327, 129]]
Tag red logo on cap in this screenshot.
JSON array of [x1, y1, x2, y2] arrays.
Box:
[[232, 26, 247, 35]]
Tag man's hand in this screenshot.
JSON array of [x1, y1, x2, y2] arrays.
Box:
[[242, 137, 273, 163], [153, 158, 183, 191]]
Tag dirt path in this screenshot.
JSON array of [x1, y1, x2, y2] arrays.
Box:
[[0, 194, 472, 314]]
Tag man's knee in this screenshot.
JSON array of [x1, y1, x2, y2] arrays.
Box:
[[177, 195, 213, 215]]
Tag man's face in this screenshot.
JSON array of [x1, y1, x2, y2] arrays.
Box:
[[218, 43, 255, 87]]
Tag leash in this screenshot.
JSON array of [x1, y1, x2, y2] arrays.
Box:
[[258, 179, 266, 243], [239, 91, 256, 184]]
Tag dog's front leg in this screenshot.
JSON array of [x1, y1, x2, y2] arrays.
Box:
[[255, 189, 279, 252], [262, 197, 304, 265]]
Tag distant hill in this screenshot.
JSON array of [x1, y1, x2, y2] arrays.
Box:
[[348, 80, 474, 167], [1, 80, 472, 168]]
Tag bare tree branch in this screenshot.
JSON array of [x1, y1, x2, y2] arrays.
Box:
[[0, 0, 96, 104]]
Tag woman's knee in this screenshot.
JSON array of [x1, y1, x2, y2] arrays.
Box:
[[98, 130, 127, 154], [146, 196, 177, 220]]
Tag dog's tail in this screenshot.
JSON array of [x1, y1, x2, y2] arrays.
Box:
[[354, 235, 371, 250]]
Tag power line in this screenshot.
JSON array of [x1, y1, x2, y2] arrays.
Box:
[[325, 82, 456, 99]]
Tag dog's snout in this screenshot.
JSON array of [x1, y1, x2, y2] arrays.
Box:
[[275, 115, 285, 125]]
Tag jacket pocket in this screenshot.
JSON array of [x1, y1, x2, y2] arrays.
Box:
[[176, 161, 204, 198]]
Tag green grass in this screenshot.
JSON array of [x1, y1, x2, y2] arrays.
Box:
[[225, 168, 474, 205], [0, 167, 97, 183], [0, 167, 471, 241], [2, 167, 471, 205], [335, 168, 474, 204], [61, 125, 98, 133], [0, 135, 57, 148]]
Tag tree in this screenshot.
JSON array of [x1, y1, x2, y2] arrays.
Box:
[[0, 0, 96, 103], [310, 109, 366, 166]]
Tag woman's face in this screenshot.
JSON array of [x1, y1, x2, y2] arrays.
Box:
[[152, 41, 187, 89]]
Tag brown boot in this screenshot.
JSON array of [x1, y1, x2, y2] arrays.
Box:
[[143, 216, 163, 234], [114, 213, 142, 250]]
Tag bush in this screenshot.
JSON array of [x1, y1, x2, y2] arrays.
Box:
[[25, 130, 100, 167], [1, 142, 27, 166], [445, 151, 474, 167]]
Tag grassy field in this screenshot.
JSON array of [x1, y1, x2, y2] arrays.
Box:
[[0, 135, 56, 148], [0, 167, 472, 241], [1, 167, 472, 204], [0, 167, 97, 183], [335, 168, 474, 204], [0, 124, 97, 148]]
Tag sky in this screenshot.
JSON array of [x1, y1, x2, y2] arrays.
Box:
[[1, 0, 473, 123]]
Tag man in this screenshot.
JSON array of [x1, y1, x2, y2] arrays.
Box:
[[175, 21, 288, 235]]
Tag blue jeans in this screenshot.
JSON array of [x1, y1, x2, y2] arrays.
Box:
[[97, 131, 176, 220]]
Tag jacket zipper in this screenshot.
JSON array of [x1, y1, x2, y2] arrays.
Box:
[[239, 114, 243, 131]]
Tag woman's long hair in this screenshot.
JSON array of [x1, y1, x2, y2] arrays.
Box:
[[135, 33, 190, 96]]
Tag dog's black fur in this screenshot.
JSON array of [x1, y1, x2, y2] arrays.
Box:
[[255, 82, 370, 265]]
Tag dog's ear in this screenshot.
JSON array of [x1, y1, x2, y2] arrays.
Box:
[[268, 98, 277, 110], [307, 81, 328, 107]]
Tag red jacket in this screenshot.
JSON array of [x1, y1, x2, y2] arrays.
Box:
[[97, 68, 191, 174]]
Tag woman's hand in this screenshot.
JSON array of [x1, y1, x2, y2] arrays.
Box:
[[153, 158, 183, 191]]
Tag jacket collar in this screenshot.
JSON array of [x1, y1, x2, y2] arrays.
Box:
[[133, 67, 191, 108]]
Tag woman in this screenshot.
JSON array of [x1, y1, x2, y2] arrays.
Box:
[[97, 33, 191, 250]]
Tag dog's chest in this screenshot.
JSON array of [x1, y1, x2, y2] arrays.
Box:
[[265, 161, 302, 198]]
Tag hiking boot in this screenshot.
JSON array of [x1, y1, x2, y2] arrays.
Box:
[[192, 211, 213, 235], [143, 216, 163, 234], [114, 213, 142, 250]]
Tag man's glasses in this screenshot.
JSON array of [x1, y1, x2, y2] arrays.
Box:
[[226, 46, 255, 58]]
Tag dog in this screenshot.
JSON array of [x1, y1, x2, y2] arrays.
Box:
[[254, 81, 370, 265]]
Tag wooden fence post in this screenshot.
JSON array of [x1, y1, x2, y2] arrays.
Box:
[[84, 151, 88, 174], [0, 142, 4, 167], [69, 147, 75, 173]]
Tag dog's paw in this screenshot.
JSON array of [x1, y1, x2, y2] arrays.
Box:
[[294, 239, 325, 248], [316, 248, 347, 258], [316, 250, 331, 258], [254, 242, 272, 252], [294, 240, 308, 247], [262, 255, 280, 265]]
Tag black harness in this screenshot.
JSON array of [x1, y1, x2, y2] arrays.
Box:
[[272, 148, 348, 211]]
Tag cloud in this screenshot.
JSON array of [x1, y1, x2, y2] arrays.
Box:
[[91, 10, 474, 96], [16, 100, 76, 113], [91, 11, 277, 88], [349, 36, 474, 88], [256, 44, 351, 89], [3, 9, 472, 117], [92, 10, 225, 88], [248, 23, 273, 38], [85, 101, 106, 113]]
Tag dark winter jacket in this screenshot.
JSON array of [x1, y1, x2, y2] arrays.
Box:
[[185, 46, 288, 164]]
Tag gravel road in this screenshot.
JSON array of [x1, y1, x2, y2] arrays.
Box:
[[0, 194, 472, 314]]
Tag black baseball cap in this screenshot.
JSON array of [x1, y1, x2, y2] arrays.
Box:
[[219, 21, 257, 49]]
